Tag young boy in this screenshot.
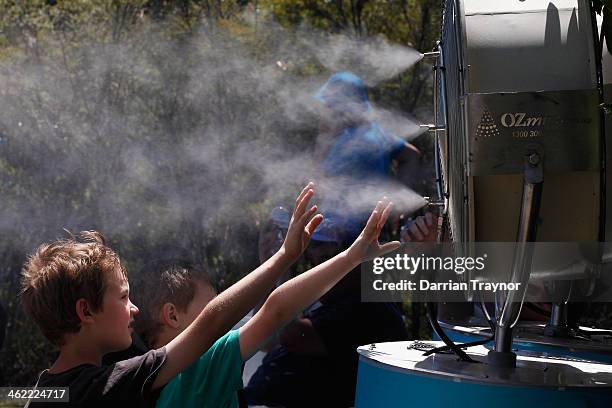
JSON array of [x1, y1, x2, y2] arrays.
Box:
[[132, 261, 240, 407], [21, 183, 397, 407], [138, 199, 398, 408], [20, 183, 319, 407]]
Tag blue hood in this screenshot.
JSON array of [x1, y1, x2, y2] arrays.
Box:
[[314, 72, 371, 115]]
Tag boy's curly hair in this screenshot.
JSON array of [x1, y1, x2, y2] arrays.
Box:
[[20, 231, 126, 346]]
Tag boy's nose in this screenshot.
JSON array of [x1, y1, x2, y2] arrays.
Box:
[[130, 301, 139, 315]]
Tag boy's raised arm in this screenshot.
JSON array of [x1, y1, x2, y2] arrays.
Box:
[[238, 199, 400, 360], [152, 183, 322, 389]]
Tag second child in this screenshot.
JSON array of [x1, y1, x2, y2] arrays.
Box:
[[140, 199, 399, 407]]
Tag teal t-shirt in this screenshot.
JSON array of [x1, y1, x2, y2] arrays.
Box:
[[156, 330, 243, 408]]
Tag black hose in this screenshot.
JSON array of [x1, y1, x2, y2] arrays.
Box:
[[424, 302, 495, 357], [423, 335, 493, 356], [426, 301, 477, 362]]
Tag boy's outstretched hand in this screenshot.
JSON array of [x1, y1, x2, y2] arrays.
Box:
[[281, 182, 324, 261], [346, 198, 401, 265]]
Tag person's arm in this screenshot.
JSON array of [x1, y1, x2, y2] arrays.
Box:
[[152, 182, 322, 389], [238, 199, 400, 360]]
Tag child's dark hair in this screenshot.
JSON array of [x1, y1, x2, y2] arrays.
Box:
[[133, 259, 214, 348]]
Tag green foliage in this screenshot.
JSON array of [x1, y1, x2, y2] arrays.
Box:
[[263, 0, 441, 117], [0, 0, 441, 385]]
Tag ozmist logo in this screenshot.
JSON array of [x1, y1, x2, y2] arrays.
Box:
[[475, 108, 500, 138], [500, 112, 545, 128]]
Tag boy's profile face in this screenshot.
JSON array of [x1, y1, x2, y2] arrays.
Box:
[[91, 269, 139, 352]]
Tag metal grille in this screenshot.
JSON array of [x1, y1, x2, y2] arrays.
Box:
[[437, 0, 469, 244]]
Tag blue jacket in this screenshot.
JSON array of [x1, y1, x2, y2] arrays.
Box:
[[315, 72, 406, 241]]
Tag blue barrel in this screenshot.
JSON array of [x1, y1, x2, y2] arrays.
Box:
[[355, 341, 612, 408]]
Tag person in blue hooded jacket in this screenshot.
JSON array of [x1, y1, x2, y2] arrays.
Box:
[[258, 72, 421, 253], [245, 72, 414, 408], [313, 71, 421, 242]]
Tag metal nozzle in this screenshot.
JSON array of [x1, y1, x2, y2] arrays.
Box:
[[423, 196, 445, 208], [420, 124, 445, 133], [421, 51, 440, 61]]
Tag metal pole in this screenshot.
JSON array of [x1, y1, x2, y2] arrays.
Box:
[[489, 153, 543, 367]]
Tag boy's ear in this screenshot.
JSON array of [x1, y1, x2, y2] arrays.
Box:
[[75, 298, 95, 325], [159, 303, 180, 329]]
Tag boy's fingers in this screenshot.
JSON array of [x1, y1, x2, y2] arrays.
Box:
[[295, 189, 314, 219], [375, 202, 393, 235], [294, 183, 314, 214], [305, 214, 324, 236], [297, 205, 317, 227], [378, 241, 401, 256], [295, 182, 314, 207], [364, 211, 379, 236], [365, 201, 385, 235], [380, 202, 394, 226]]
